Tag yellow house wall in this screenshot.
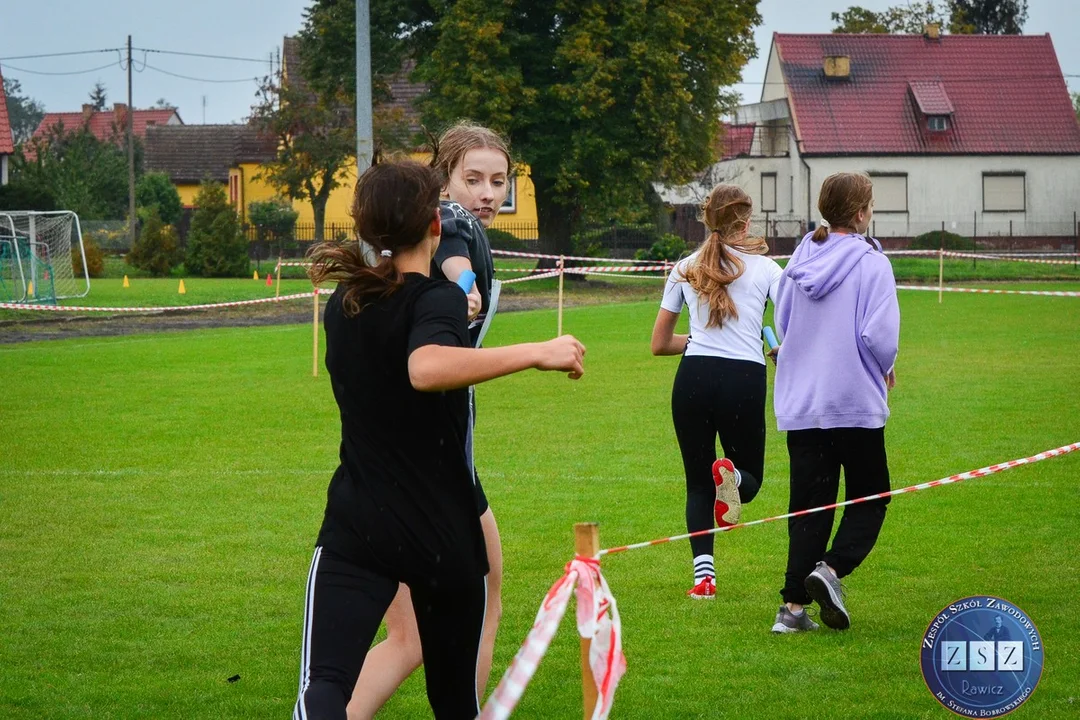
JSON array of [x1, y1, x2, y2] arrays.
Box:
[[297, 154, 539, 237], [232, 163, 284, 225], [176, 183, 204, 208]]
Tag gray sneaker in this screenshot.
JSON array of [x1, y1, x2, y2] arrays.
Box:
[[804, 561, 850, 630], [771, 605, 819, 633]]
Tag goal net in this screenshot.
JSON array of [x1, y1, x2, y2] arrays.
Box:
[[0, 211, 90, 303]]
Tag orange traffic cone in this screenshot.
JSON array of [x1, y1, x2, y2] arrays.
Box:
[[266, 272, 273, 287], [178, 279, 187, 295], [253, 270, 259, 281], [123, 275, 130, 288]]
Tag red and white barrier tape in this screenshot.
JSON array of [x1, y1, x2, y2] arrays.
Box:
[[599, 441, 1080, 556], [500, 271, 562, 285], [481, 556, 625, 720], [0, 292, 316, 313], [896, 284, 1080, 298], [940, 251, 1080, 266]]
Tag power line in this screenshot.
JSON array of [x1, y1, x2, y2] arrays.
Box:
[[143, 63, 261, 84], [0, 49, 121, 61], [134, 48, 270, 64], [0, 61, 120, 77]]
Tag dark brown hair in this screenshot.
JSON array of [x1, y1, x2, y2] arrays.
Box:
[[307, 160, 441, 315], [428, 121, 512, 186], [812, 172, 874, 242], [683, 184, 768, 328]]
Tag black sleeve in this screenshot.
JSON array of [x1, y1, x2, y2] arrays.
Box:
[[433, 206, 474, 267], [407, 282, 470, 355]]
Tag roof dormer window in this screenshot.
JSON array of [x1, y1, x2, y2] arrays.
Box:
[[927, 115, 949, 131]]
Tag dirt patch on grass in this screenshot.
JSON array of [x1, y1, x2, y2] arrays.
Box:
[[0, 281, 660, 344]]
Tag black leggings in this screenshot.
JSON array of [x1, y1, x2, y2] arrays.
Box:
[[671, 355, 766, 559], [781, 427, 891, 605], [293, 547, 487, 720]]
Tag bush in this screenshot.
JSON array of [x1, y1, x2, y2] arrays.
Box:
[[135, 172, 183, 226], [0, 182, 57, 211], [635, 233, 688, 262], [910, 230, 970, 251], [126, 208, 181, 277], [485, 227, 527, 251], [186, 181, 249, 277], [248, 199, 299, 242], [73, 237, 106, 278]]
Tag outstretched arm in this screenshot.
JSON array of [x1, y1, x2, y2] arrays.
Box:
[[409, 335, 586, 391], [440, 255, 482, 320]]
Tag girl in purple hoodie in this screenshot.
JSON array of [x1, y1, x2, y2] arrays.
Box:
[[770, 172, 900, 634]]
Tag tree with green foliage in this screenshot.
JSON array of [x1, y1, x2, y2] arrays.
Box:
[[299, 0, 761, 253], [127, 207, 181, 277], [0, 182, 57, 211], [1073, 92, 1080, 124], [135, 172, 183, 226], [3, 77, 46, 145], [950, 0, 1027, 34], [185, 181, 249, 277], [14, 123, 132, 219], [88, 82, 108, 111], [832, 0, 1026, 35], [249, 73, 354, 244]]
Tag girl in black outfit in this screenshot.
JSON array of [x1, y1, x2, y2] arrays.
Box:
[[294, 160, 585, 720]]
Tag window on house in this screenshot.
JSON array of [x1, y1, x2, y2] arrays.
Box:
[[760, 173, 777, 212], [501, 176, 516, 213], [927, 115, 949, 131], [229, 175, 239, 206], [983, 173, 1025, 212], [868, 174, 907, 213]]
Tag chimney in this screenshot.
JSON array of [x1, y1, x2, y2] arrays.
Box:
[[113, 102, 128, 127], [81, 103, 94, 119], [823, 55, 851, 79], [924, 23, 941, 40]]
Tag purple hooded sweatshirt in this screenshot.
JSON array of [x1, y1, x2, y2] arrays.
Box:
[[774, 232, 900, 431]]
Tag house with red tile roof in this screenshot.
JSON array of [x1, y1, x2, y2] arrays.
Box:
[[0, 69, 15, 185], [26, 104, 182, 160], [661, 29, 1080, 243]]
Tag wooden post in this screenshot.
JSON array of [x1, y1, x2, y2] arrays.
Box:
[[312, 284, 320, 378], [574, 522, 600, 720], [557, 256, 565, 337], [275, 256, 283, 298], [938, 247, 944, 304]]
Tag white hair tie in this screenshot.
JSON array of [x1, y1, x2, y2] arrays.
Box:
[[380, 249, 393, 258], [819, 218, 830, 229]]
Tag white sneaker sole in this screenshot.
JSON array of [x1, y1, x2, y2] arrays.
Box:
[[713, 462, 741, 525], [805, 572, 850, 630]]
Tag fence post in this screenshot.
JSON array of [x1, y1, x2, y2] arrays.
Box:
[[574, 522, 600, 720], [557, 256, 565, 337], [971, 212, 977, 270], [1074, 211, 1078, 270], [312, 283, 320, 378]]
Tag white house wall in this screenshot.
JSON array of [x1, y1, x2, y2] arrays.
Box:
[[803, 155, 1080, 237]]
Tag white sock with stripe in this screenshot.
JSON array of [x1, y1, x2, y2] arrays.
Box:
[[693, 554, 715, 584]]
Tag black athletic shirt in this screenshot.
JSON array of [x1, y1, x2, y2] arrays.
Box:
[[432, 201, 494, 346], [315, 274, 489, 586]]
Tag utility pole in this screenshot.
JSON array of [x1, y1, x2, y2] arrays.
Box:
[[127, 35, 136, 251], [355, 0, 373, 174]]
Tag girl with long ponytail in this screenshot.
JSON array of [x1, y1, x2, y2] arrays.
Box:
[[650, 183, 783, 600]]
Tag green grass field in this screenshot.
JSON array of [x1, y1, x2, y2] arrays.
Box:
[[2, 288, 1079, 718]]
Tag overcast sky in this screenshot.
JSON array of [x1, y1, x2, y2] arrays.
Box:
[[2, 0, 1076, 125]]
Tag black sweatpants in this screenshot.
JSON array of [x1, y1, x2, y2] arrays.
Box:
[[671, 355, 766, 559], [293, 547, 487, 720], [781, 427, 891, 605]]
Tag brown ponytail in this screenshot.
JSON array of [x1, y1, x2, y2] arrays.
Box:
[[307, 160, 441, 316], [684, 184, 767, 328], [813, 172, 873, 243]]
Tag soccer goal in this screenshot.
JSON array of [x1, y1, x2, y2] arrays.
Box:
[[0, 211, 90, 303]]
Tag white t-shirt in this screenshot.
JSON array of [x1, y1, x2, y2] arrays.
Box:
[[660, 249, 783, 364]]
